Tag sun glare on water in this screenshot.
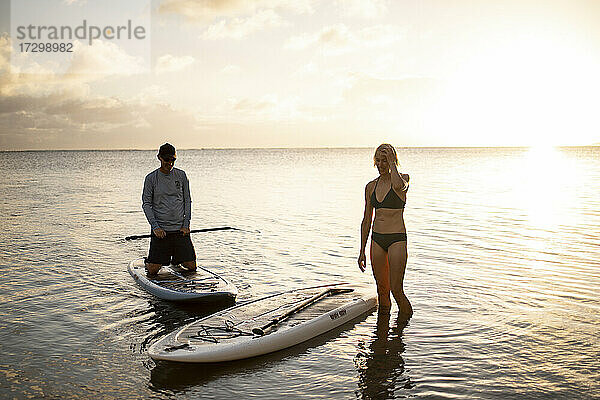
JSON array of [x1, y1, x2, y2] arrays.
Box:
[[512, 145, 580, 231]]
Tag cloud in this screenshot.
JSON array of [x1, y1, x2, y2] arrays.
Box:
[[0, 87, 206, 149], [3, 40, 146, 96], [66, 40, 148, 75], [291, 61, 318, 78], [343, 74, 441, 109], [285, 24, 352, 53], [155, 54, 195, 74], [0, 35, 86, 98], [44, 97, 139, 125], [221, 64, 242, 75], [0, 88, 329, 150], [1, 35, 150, 101], [359, 25, 403, 46], [226, 94, 301, 120], [0, 92, 142, 129], [201, 9, 289, 39], [285, 24, 402, 55], [334, 0, 388, 19], [159, 0, 314, 23], [0, 35, 200, 149], [0, 33, 311, 150], [135, 85, 169, 105]]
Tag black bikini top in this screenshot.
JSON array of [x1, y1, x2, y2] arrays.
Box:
[[371, 177, 406, 209]]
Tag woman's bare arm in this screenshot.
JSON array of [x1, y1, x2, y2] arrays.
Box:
[[358, 182, 374, 271]]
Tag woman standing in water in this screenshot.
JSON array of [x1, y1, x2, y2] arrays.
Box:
[[358, 144, 413, 319]]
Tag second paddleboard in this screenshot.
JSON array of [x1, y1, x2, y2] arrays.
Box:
[[149, 284, 377, 362]]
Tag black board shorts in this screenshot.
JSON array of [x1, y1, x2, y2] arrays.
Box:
[[147, 231, 196, 266]]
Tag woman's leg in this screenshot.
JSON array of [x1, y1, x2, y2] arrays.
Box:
[[370, 240, 392, 313], [388, 241, 413, 320]]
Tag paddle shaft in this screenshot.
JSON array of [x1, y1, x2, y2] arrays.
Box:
[[125, 226, 238, 240], [252, 287, 354, 336]]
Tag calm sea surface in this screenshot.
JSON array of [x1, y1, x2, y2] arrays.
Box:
[[0, 147, 598, 399]]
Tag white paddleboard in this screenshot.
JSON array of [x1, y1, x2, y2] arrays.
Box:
[[148, 284, 377, 362], [128, 258, 237, 302]]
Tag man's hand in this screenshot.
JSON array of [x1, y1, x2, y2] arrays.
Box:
[[180, 227, 191, 236], [153, 228, 166, 238]]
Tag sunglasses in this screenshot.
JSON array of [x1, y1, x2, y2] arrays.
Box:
[[161, 156, 177, 163]]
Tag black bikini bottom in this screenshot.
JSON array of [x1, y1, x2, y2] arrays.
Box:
[[371, 232, 407, 252]]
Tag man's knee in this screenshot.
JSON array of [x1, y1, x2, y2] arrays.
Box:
[[146, 262, 161, 276], [182, 260, 196, 271]]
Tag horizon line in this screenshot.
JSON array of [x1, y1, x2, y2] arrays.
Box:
[[1, 144, 600, 152]]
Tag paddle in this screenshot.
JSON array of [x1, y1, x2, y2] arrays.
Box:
[[251, 287, 354, 336], [125, 226, 239, 240]]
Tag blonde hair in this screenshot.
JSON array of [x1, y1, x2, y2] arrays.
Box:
[[373, 143, 398, 166]]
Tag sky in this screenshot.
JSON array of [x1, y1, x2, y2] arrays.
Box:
[[1, 0, 600, 150]]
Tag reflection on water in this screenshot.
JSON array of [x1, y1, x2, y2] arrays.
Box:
[[355, 313, 413, 399]]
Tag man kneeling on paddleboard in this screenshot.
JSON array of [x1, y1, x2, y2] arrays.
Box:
[[142, 143, 197, 276]]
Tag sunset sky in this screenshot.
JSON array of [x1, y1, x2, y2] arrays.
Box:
[[1, 0, 600, 150]]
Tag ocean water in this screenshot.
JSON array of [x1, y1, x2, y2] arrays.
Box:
[[0, 147, 598, 399]]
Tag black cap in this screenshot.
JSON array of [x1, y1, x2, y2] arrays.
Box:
[[158, 143, 175, 156]]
